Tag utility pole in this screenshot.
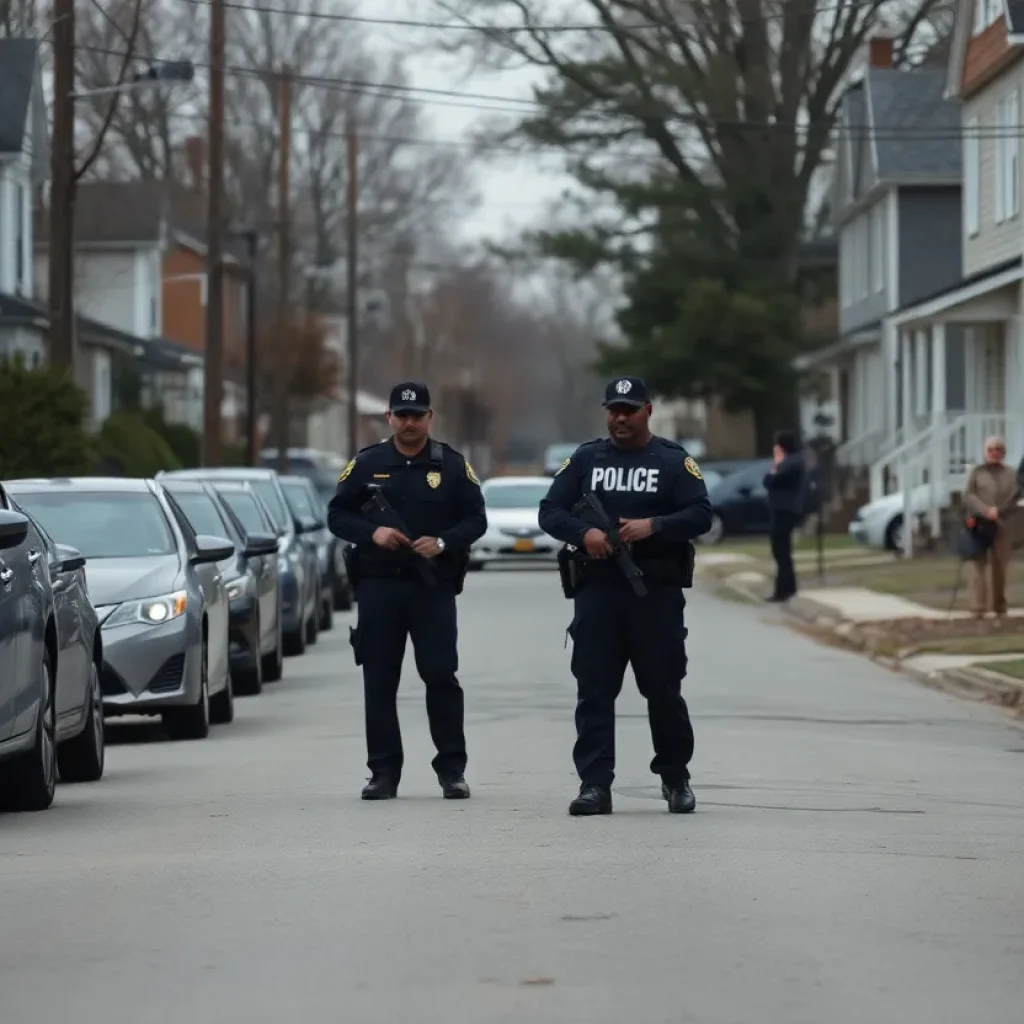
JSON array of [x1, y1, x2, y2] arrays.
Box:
[[202, 0, 226, 465], [272, 66, 293, 475], [346, 113, 360, 458], [48, 0, 76, 371], [243, 230, 259, 466]]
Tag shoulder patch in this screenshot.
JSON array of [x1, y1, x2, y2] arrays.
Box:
[[554, 457, 571, 476], [684, 456, 703, 480], [465, 460, 481, 485], [337, 458, 356, 483]]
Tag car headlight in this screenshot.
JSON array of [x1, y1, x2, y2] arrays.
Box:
[[226, 576, 254, 601], [104, 590, 188, 628]]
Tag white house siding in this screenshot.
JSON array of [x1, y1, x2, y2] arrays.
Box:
[[0, 161, 33, 297], [0, 325, 45, 365], [33, 246, 162, 339], [963, 60, 1024, 277]]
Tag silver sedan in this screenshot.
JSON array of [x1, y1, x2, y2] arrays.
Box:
[[8, 478, 236, 741]]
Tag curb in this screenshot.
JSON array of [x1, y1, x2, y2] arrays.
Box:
[[700, 571, 1024, 722]]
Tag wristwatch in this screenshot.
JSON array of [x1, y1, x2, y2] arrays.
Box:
[[436, 537, 446, 552]]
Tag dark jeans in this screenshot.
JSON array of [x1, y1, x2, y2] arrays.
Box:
[[769, 511, 800, 599], [352, 576, 466, 781], [569, 581, 694, 790]]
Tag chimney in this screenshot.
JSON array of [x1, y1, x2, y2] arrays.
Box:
[[184, 135, 206, 191], [867, 31, 894, 69]]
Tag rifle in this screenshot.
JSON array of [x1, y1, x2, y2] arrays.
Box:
[[361, 484, 437, 588], [572, 491, 648, 597]]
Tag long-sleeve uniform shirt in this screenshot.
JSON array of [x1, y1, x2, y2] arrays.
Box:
[[538, 436, 713, 582], [327, 437, 487, 583]]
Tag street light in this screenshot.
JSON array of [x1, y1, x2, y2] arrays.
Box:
[[71, 60, 195, 100]]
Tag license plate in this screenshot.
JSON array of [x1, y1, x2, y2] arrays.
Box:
[[513, 538, 535, 553]]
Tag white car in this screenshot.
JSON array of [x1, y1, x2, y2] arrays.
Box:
[[470, 476, 559, 569], [848, 484, 939, 552]]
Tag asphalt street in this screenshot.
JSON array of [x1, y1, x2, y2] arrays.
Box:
[[2, 568, 1023, 1023]]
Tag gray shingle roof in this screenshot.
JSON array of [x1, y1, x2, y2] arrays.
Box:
[[0, 39, 39, 154], [866, 67, 961, 180]]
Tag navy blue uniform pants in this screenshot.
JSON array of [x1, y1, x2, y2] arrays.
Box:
[[769, 511, 799, 599], [569, 581, 693, 790], [353, 576, 466, 780]]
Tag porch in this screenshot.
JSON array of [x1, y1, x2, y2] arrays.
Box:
[[869, 263, 1024, 552]]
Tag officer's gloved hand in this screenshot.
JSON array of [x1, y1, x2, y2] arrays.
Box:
[[583, 528, 613, 559], [373, 526, 409, 550]]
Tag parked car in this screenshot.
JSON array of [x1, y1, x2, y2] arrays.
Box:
[[473, 476, 560, 568], [543, 443, 580, 477], [9, 478, 235, 740], [160, 468, 322, 657], [0, 487, 105, 811], [696, 459, 774, 545], [258, 447, 349, 504], [280, 474, 351, 624], [160, 479, 283, 691]]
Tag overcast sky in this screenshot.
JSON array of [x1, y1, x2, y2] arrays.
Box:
[[356, 0, 576, 245]]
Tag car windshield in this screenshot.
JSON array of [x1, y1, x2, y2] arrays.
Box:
[[247, 480, 289, 529], [15, 490, 176, 558], [702, 469, 724, 493], [282, 482, 318, 520], [483, 482, 550, 509], [218, 491, 269, 535], [545, 444, 577, 464], [168, 490, 231, 540]]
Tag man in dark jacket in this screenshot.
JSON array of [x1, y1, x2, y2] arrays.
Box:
[[763, 430, 806, 603]]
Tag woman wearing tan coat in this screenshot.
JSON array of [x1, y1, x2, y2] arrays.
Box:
[[962, 436, 1022, 617]]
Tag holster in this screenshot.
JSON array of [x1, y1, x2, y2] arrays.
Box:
[[348, 625, 363, 666], [557, 545, 582, 599], [342, 544, 360, 591]]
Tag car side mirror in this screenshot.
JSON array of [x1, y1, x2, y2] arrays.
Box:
[[244, 532, 279, 557], [54, 542, 86, 573], [191, 534, 236, 564], [0, 510, 29, 550], [299, 516, 324, 533]]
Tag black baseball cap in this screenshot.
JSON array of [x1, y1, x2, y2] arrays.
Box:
[[388, 381, 431, 414], [602, 376, 650, 408]]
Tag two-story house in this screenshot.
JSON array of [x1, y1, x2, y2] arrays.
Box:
[[34, 177, 247, 436], [802, 33, 964, 496], [857, 0, 1024, 545]]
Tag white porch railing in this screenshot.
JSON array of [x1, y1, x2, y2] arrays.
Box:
[[868, 412, 960, 503], [835, 428, 888, 469], [890, 412, 1024, 556]]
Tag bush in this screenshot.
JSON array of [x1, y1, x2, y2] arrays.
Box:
[[96, 410, 183, 477], [0, 357, 94, 478], [141, 407, 202, 468]]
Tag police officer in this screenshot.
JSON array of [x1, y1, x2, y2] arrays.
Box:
[[538, 376, 712, 817], [327, 381, 487, 801]]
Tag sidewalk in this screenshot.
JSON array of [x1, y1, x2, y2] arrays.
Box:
[[696, 551, 1024, 719]]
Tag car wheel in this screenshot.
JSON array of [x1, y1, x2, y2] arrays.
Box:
[[234, 614, 264, 696], [0, 645, 58, 811], [305, 587, 319, 646], [885, 515, 905, 555], [210, 668, 235, 725], [284, 615, 307, 657], [697, 514, 725, 546], [333, 579, 353, 611], [319, 590, 334, 631], [57, 657, 105, 783], [162, 638, 211, 740], [467, 561, 485, 572], [263, 611, 285, 679]]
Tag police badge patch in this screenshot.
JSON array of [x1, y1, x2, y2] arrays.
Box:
[[684, 456, 703, 480], [465, 461, 480, 485], [338, 458, 355, 482], [426, 470, 441, 489], [555, 457, 571, 476]]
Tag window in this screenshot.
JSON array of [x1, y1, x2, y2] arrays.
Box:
[[15, 183, 25, 294], [871, 204, 885, 293], [965, 116, 980, 236], [996, 90, 1020, 223], [975, 0, 1004, 34]]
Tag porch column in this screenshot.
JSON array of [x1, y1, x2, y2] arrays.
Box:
[[931, 322, 947, 425], [882, 320, 898, 438], [900, 328, 913, 434], [914, 328, 929, 419]]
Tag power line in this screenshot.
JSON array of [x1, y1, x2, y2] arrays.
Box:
[[176, 0, 912, 32]]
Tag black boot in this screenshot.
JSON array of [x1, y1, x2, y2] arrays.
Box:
[[569, 784, 612, 816], [661, 780, 696, 814], [438, 774, 471, 799], [361, 774, 398, 800]]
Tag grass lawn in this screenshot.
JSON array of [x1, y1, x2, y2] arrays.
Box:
[[909, 633, 1024, 656], [975, 658, 1024, 681], [713, 533, 858, 559]]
